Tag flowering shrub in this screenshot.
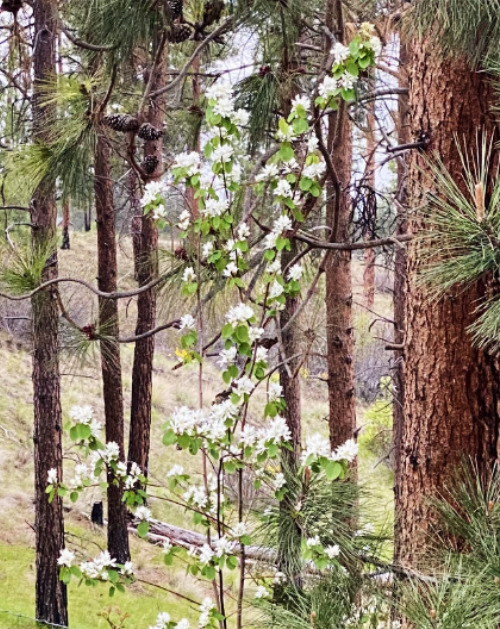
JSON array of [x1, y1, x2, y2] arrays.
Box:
[[49, 24, 385, 628]]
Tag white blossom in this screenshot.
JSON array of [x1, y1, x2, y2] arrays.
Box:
[[237, 223, 250, 240], [287, 264, 303, 281], [163, 539, 173, 554], [332, 438, 359, 463], [267, 259, 281, 274], [136, 505, 152, 521], [307, 135, 319, 152], [273, 215, 293, 233], [214, 535, 237, 557], [213, 98, 234, 118], [254, 585, 269, 599], [369, 36, 382, 57], [303, 161, 326, 179], [47, 468, 58, 486], [306, 535, 321, 548], [203, 197, 229, 218], [291, 94, 311, 112], [255, 346, 268, 363], [218, 346, 238, 368], [167, 464, 185, 477], [180, 314, 196, 331], [150, 612, 171, 629], [276, 125, 297, 142], [256, 163, 279, 183], [173, 151, 201, 176], [223, 261, 238, 277], [57, 548, 75, 567], [231, 521, 248, 538], [248, 327, 265, 343], [101, 441, 120, 463], [202, 242, 214, 258], [69, 405, 94, 425], [212, 144, 234, 163], [121, 561, 134, 576], [274, 179, 293, 199], [301, 433, 330, 463], [234, 376, 255, 396], [176, 619, 190, 629], [318, 76, 339, 99], [141, 180, 168, 207], [339, 72, 357, 90], [268, 381, 283, 402], [177, 209, 191, 230], [324, 544, 340, 559], [232, 108, 250, 126], [225, 303, 254, 325], [182, 267, 196, 283], [206, 83, 233, 102], [269, 280, 284, 299], [272, 473, 286, 491], [199, 543, 215, 564], [331, 42, 350, 65]]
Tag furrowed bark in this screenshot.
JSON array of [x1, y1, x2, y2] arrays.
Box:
[[95, 129, 130, 564], [396, 40, 500, 577], [128, 50, 166, 477], [31, 0, 68, 624]]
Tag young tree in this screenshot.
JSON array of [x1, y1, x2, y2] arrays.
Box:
[[31, 0, 68, 623]]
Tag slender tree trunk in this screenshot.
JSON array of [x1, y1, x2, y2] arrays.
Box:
[[325, 104, 355, 450], [393, 38, 410, 554], [396, 39, 500, 572], [61, 197, 70, 250], [95, 130, 130, 563], [362, 103, 376, 308], [128, 50, 166, 476], [31, 0, 68, 624]]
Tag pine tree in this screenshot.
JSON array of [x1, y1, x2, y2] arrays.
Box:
[[31, 0, 68, 623]]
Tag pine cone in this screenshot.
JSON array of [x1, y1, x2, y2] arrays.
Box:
[[138, 123, 164, 141], [141, 155, 159, 175], [103, 113, 139, 133], [202, 0, 224, 27], [165, 0, 183, 20], [1, 0, 23, 15], [170, 23, 192, 43]]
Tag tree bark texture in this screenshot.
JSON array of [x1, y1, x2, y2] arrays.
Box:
[[61, 197, 70, 250], [325, 104, 356, 450], [95, 130, 130, 563], [396, 40, 500, 571], [128, 50, 166, 477], [31, 0, 68, 624], [362, 103, 376, 309], [393, 38, 410, 556]]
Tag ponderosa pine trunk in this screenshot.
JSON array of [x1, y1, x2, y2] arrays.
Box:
[[128, 50, 165, 477], [396, 39, 500, 571], [61, 197, 70, 250], [362, 103, 376, 309], [95, 130, 130, 563], [392, 38, 410, 554], [325, 103, 355, 450], [31, 0, 68, 624]]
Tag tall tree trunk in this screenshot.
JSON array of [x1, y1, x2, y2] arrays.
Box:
[[362, 103, 376, 309], [393, 37, 410, 557], [31, 0, 68, 624], [95, 129, 130, 563], [128, 51, 166, 476], [61, 197, 70, 250], [325, 105, 355, 450], [395, 39, 500, 571]]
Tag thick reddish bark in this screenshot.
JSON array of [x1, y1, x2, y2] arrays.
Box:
[[95, 130, 130, 563], [396, 41, 500, 571], [128, 53, 165, 476], [31, 0, 68, 624], [325, 105, 356, 450], [393, 39, 410, 551]]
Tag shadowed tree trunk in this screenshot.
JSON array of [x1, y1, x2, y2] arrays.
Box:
[[325, 99, 355, 450], [362, 102, 376, 309], [128, 47, 166, 477], [31, 0, 68, 624], [61, 197, 70, 250], [95, 129, 130, 563], [396, 38, 500, 574], [393, 38, 410, 558]]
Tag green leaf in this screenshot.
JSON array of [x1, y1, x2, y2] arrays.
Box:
[[70, 491, 79, 503], [163, 429, 177, 446], [300, 177, 313, 192], [278, 143, 294, 162], [222, 323, 233, 339], [292, 118, 309, 134], [137, 521, 149, 538], [325, 460, 342, 481], [235, 325, 249, 344]]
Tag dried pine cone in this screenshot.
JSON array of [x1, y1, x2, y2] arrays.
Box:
[[1, 0, 23, 15], [103, 113, 139, 133], [165, 0, 183, 20], [141, 155, 159, 175], [170, 23, 192, 43], [138, 123, 164, 141], [202, 0, 224, 27]]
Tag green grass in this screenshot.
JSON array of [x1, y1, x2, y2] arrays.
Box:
[[0, 230, 396, 627]]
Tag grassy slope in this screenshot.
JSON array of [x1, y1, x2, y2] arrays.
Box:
[[0, 232, 393, 628]]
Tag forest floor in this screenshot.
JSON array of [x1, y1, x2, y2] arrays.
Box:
[[0, 230, 394, 628]]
